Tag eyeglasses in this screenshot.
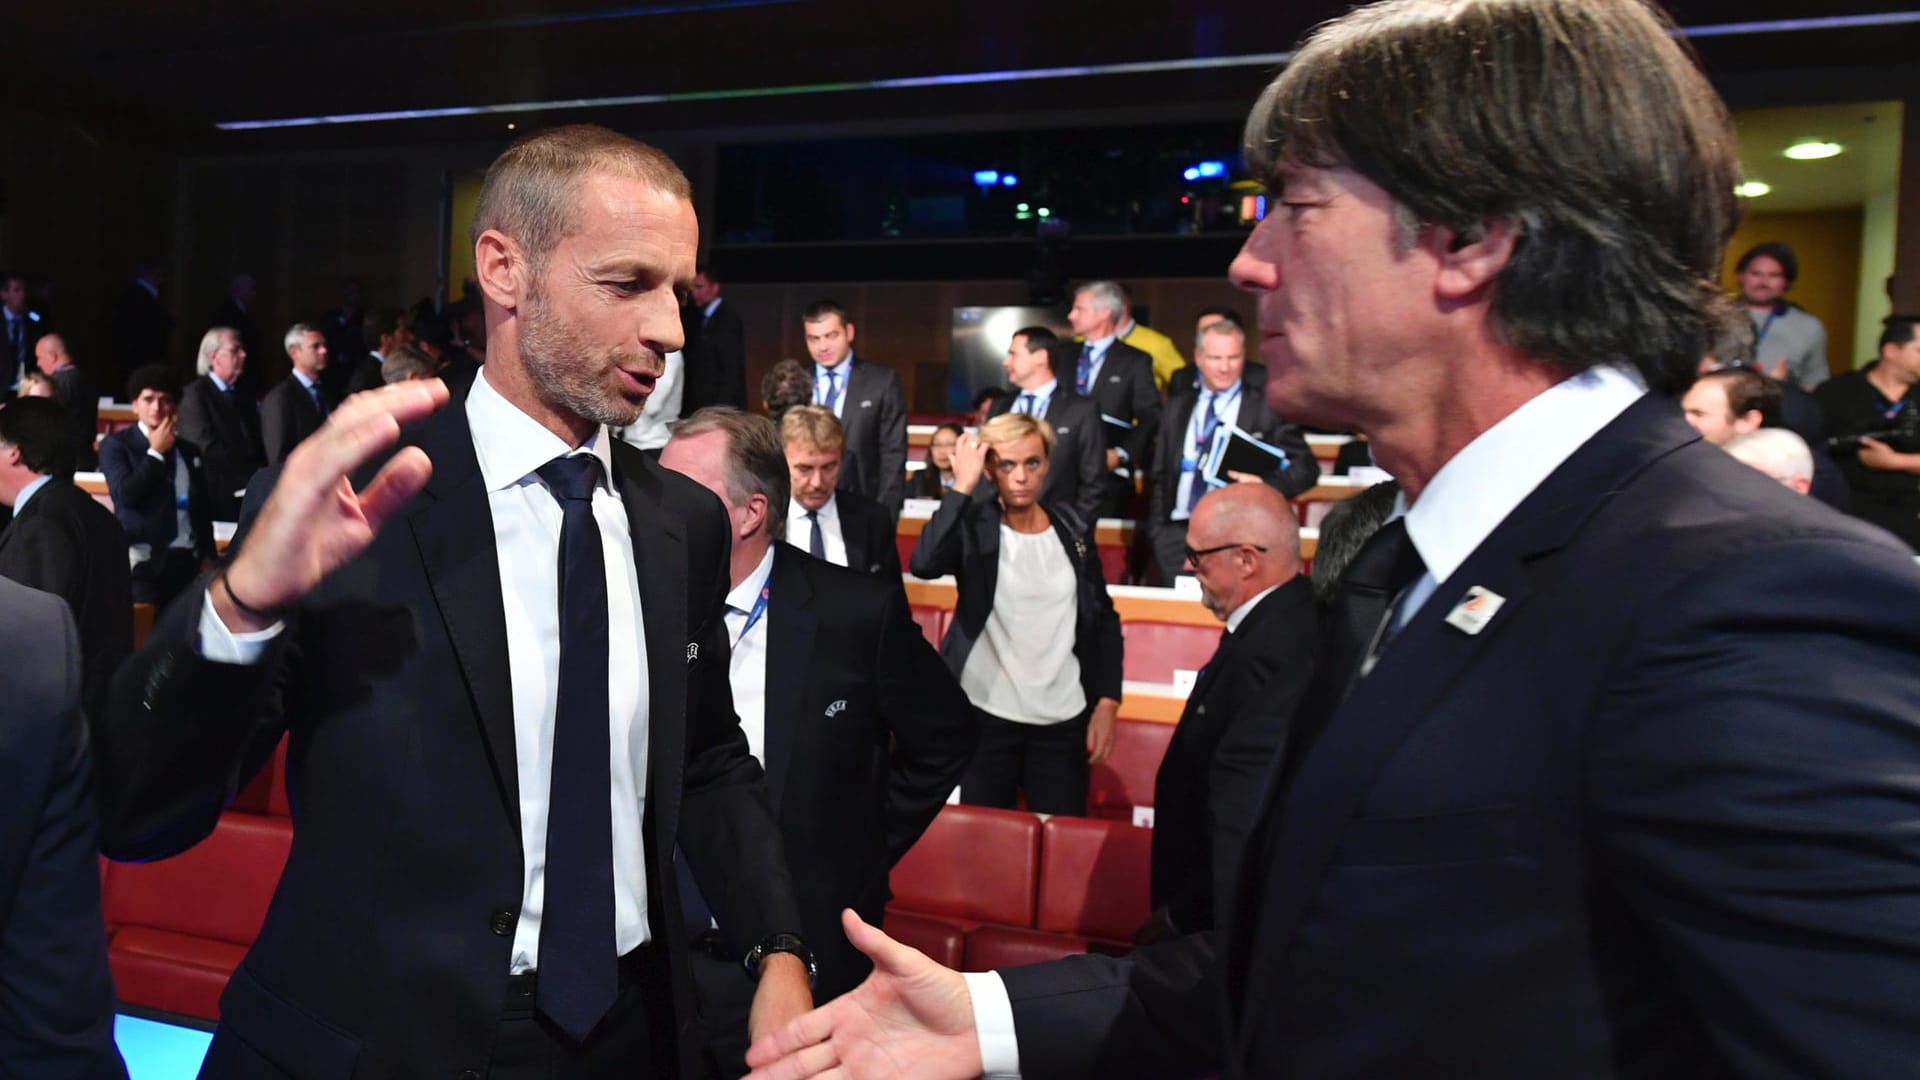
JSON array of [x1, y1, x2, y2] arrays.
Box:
[[1184, 542, 1268, 565]]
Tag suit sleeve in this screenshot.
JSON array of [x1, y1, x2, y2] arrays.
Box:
[[998, 933, 1224, 1078], [1587, 534, 1920, 1076], [175, 387, 219, 470], [907, 490, 970, 580], [873, 587, 977, 862], [1122, 358, 1162, 471], [1263, 422, 1321, 499], [1082, 543, 1124, 702], [875, 375, 908, 515], [99, 434, 168, 515], [261, 389, 293, 467], [1071, 404, 1108, 528]]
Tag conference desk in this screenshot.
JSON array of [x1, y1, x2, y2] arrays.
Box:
[[894, 504, 1321, 574]]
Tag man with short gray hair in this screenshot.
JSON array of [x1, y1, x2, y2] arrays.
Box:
[[1724, 428, 1815, 495], [176, 325, 262, 519], [260, 321, 333, 466], [1063, 280, 1161, 517]]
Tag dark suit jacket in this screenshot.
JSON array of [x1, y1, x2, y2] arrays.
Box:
[[909, 491, 1122, 709], [999, 395, 1920, 1077], [0, 579, 128, 1079], [260, 374, 332, 467], [109, 281, 174, 376], [1, 311, 47, 390], [47, 366, 99, 470], [682, 300, 748, 412], [986, 387, 1107, 529], [94, 382, 804, 1078], [1150, 576, 1315, 935], [1149, 381, 1320, 524], [1052, 339, 1162, 474], [345, 356, 388, 397], [98, 425, 217, 562], [0, 480, 133, 722], [748, 544, 974, 998], [834, 489, 902, 578], [833, 358, 908, 516], [176, 374, 263, 520]]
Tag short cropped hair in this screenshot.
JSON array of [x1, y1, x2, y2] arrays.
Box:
[[1073, 281, 1127, 323], [1013, 326, 1058, 347], [1879, 316, 1919, 352], [762, 358, 815, 422], [1736, 242, 1799, 285], [471, 124, 691, 273], [1197, 307, 1244, 333], [670, 406, 791, 537], [126, 364, 180, 401], [1724, 428, 1814, 487], [780, 404, 846, 456], [363, 307, 407, 347], [1696, 367, 1782, 427], [0, 396, 75, 477], [1244, 0, 1739, 395], [284, 321, 323, 355], [381, 343, 437, 384], [801, 300, 851, 326], [979, 411, 1055, 458]]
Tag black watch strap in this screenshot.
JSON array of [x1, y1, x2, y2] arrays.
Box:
[[744, 931, 818, 988]]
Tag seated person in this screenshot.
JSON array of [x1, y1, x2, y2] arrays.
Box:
[[909, 413, 1122, 816], [1724, 429, 1814, 496], [780, 405, 900, 577], [909, 423, 963, 499], [97, 365, 216, 608]]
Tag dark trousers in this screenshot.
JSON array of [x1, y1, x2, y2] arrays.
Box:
[[485, 945, 679, 1080], [688, 942, 754, 1080], [130, 547, 201, 609], [961, 708, 1090, 816]]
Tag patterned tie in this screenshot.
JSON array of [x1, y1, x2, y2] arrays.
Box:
[[532, 453, 617, 1043], [807, 510, 826, 560], [818, 368, 842, 412], [1076, 345, 1094, 395], [1186, 392, 1223, 514]]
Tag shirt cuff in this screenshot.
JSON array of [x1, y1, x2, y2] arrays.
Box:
[[1114, 448, 1130, 464], [963, 971, 1021, 1079], [197, 591, 285, 664], [147, 448, 165, 462]]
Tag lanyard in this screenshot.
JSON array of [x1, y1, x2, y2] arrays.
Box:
[[1755, 307, 1781, 346], [734, 583, 771, 647], [1186, 385, 1239, 465]]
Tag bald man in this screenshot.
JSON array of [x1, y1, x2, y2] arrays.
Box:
[[1725, 429, 1815, 496], [1139, 483, 1317, 942], [32, 334, 98, 469]]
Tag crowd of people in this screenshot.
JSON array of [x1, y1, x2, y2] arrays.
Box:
[[0, 0, 1918, 1076]]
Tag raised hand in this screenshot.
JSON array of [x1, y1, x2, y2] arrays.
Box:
[[147, 414, 177, 455], [214, 380, 449, 632], [744, 909, 982, 1080], [949, 432, 991, 496]]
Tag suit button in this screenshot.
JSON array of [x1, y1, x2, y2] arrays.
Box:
[[490, 909, 515, 936]]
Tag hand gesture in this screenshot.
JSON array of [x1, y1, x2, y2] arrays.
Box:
[[215, 380, 449, 632], [148, 414, 177, 455], [1858, 436, 1902, 471], [949, 433, 990, 495], [1087, 697, 1119, 764], [745, 910, 982, 1080]]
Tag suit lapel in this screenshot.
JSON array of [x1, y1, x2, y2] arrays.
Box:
[[406, 393, 520, 822], [614, 445, 687, 833], [761, 547, 816, 813], [840, 499, 867, 571]]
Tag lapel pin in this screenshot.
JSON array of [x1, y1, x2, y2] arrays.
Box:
[[1444, 586, 1506, 636]]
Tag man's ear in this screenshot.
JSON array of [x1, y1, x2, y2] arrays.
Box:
[[1429, 216, 1521, 302], [474, 229, 527, 311], [741, 492, 769, 540]]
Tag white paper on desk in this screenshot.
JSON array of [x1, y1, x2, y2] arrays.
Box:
[[1132, 806, 1156, 829], [1172, 669, 1199, 694], [901, 498, 941, 517]]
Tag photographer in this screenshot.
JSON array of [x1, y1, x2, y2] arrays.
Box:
[[1815, 316, 1920, 550]]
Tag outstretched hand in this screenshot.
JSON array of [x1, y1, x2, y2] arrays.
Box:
[[215, 379, 449, 632], [744, 909, 983, 1080]]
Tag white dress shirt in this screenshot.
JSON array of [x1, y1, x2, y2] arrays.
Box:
[[1170, 381, 1242, 521], [723, 546, 776, 765], [963, 362, 1650, 1076], [1078, 334, 1115, 387], [1224, 582, 1282, 633], [815, 358, 853, 419], [616, 350, 684, 452], [195, 366, 655, 973], [12, 474, 50, 514], [959, 526, 1084, 725], [786, 494, 848, 567]]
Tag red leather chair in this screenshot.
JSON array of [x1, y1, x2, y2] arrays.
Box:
[[883, 909, 967, 970], [890, 805, 1041, 929], [1088, 718, 1175, 823], [1096, 541, 1129, 584], [104, 812, 294, 1020], [909, 604, 946, 650], [1036, 815, 1153, 946], [1120, 621, 1222, 684], [963, 924, 1089, 971], [896, 534, 918, 574]]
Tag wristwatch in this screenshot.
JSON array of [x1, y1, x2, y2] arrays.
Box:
[[743, 931, 817, 989]]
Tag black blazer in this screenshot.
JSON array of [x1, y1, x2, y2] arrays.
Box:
[[999, 395, 1920, 1077], [908, 491, 1122, 709], [682, 300, 747, 412], [1149, 381, 1320, 523], [746, 545, 974, 998], [94, 383, 804, 1079], [48, 366, 99, 470], [832, 358, 908, 516], [1052, 339, 1162, 472], [0, 479, 133, 722], [97, 425, 217, 562], [260, 374, 333, 467], [0, 579, 127, 1079], [176, 374, 263, 520], [986, 387, 1107, 529], [834, 488, 902, 578], [1150, 576, 1316, 935]]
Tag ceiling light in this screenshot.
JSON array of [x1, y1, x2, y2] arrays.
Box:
[[1783, 140, 1842, 161], [1734, 180, 1771, 198]]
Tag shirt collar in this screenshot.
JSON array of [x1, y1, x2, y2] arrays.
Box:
[[727, 545, 775, 612], [790, 493, 839, 524], [13, 474, 51, 513], [1225, 581, 1282, 633], [1083, 334, 1115, 357], [816, 356, 853, 379], [702, 297, 723, 319], [1400, 363, 1646, 587], [292, 369, 318, 390], [1021, 378, 1058, 401], [209, 373, 232, 393], [466, 365, 615, 495]]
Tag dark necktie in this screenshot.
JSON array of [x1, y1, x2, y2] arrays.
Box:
[[807, 510, 826, 560], [533, 453, 617, 1043], [1017, 392, 1037, 416], [7, 318, 20, 370], [818, 368, 842, 412], [1076, 345, 1094, 395], [308, 382, 327, 417]]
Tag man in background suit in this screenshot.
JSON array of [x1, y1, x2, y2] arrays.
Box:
[[0, 578, 129, 1079], [177, 325, 263, 521], [779, 405, 900, 578], [661, 408, 974, 1077], [261, 322, 335, 466], [1148, 317, 1317, 583], [94, 124, 814, 1077], [2, 272, 48, 393], [1060, 280, 1161, 517], [345, 307, 417, 396], [0, 397, 132, 723], [1138, 484, 1314, 943], [745, 2, 1920, 1076], [683, 266, 748, 412], [802, 301, 907, 517], [986, 326, 1105, 531], [99, 365, 216, 608], [31, 334, 98, 469], [1113, 284, 1187, 395]]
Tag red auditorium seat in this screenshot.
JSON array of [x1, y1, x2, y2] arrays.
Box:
[[883, 909, 967, 970], [1036, 816, 1153, 946], [104, 812, 293, 1020], [890, 805, 1041, 929], [909, 604, 946, 650], [963, 924, 1089, 971], [1096, 541, 1129, 584], [1120, 621, 1222, 683], [266, 739, 292, 817], [896, 534, 918, 573], [1088, 718, 1174, 823]]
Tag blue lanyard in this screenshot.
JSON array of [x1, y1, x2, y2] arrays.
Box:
[[735, 583, 771, 647], [1187, 386, 1239, 463], [1755, 307, 1780, 346]]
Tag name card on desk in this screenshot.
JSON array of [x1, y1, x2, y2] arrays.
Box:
[[901, 498, 941, 518], [1347, 465, 1394, 485], [1172, 669, 1199, 694], [1132, 806, 1156, 829]]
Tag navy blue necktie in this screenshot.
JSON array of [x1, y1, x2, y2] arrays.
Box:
[[1017, 392, 1037, 416], [534, 453, 617, 1043], [807, 510, 826, 560], [1076, 345, 1094, 395], [308, 383, 327, 417]]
